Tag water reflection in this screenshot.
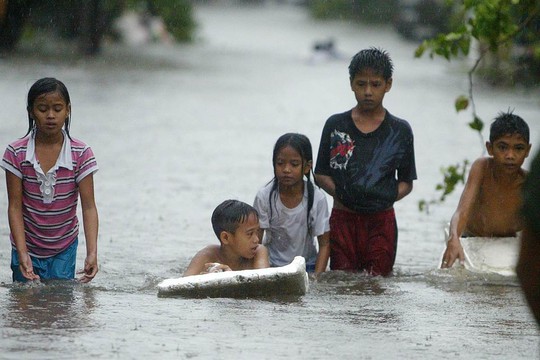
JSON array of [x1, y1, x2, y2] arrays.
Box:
[[5, 281, 98, 332], [424, 267, 520, 291], [340, 309, 399, 326], [315, 270, 390, 295]]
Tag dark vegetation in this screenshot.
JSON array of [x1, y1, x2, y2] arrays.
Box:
[[0, 0, 195, 55]]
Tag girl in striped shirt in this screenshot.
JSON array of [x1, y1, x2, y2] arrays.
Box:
[[1, 78, 99, 283]]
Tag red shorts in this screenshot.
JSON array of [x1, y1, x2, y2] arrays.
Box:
[[329, 208, 397, 276]]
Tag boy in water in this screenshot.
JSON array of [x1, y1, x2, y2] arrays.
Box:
[[183, 200, 269, 276], [441, 112, 531, 268], [315, 48, 417, 276]]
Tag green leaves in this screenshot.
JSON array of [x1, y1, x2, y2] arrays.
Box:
[[413, 0, 538, 212], [468, 0, 520, 50], [436, 160, 469, 200], [418, 160, 470, 213], [455, 96, 484, 131], [414, 30, 471, 60], [468, 116, 484, 132], [455, 95, 469, 112], [415, 0, 536, 59]]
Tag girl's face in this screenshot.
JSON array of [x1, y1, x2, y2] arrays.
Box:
[[274, 145, 311, 188], [30, 91, 70, 137]]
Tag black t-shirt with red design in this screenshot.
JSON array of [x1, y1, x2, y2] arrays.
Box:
[[315, 109, 417, 213]]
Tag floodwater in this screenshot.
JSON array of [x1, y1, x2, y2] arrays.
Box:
[[1, 3, 539, 359]]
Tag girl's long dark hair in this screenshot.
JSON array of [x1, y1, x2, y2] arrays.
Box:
[[269, 133, 316, 235], [25, 77, 72, 139]]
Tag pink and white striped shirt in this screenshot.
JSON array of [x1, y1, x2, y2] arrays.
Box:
[[1, 130, 98, 258]]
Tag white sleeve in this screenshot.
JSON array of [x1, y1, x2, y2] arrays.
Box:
[[253, 188, 270, 229], [312, 189, 330, 237]]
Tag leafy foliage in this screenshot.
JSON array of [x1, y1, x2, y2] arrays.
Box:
[[419, 160, 469, 212], [152, 0, 196, 42], [125, 0, 196, 42], [415, 0, 540, 212]]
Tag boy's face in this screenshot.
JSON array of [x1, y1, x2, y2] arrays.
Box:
[[487, 133, 531, 173], [223, 213, 260, 259], [350, 68, 392, 112]]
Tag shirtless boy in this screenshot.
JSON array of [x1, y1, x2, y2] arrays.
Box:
[[183, 200, 269, 276], [441, 112, 531, 268]]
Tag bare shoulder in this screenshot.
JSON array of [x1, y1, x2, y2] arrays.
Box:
[[253, 244, 270, 269], [470, 157, 490, 173], [183, 245, 221, 276], [464, 157, 490, 184], [466, 156, 525, 236], [255, 244, 268, 255], [193, 245, 221, 261]]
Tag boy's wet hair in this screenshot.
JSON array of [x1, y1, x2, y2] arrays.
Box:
[[489, 111, 529, 143], [25, 77, 72, 139], [211, 200, 259, 240], [349, 47, 394, 81]]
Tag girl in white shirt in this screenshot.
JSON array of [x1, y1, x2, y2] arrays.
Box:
[[254, 133, 330, 274]]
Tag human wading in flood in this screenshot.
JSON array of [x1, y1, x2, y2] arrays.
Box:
[[253, 133, 331, 275], [1, 78, 99, 283], [315, 48, 417, 276], [441, 112, 531, 268]]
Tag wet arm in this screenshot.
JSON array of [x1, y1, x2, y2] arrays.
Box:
[[253, 244, 270, 269], [78, 174, 99, 282], [396, 181, 413, 201], [314, 174, 336, 197], [441, 159, 484, 268], [183, 249, 213, 276], [314, 231, 330, 274], [6, 172, 39, 280]]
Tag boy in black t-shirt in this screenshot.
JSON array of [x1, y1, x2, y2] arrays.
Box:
[[315, 47, 417, 276]]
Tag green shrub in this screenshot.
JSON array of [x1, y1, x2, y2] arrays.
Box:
[[125, 0, 196, 42], [153, 0, 196, 42]]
